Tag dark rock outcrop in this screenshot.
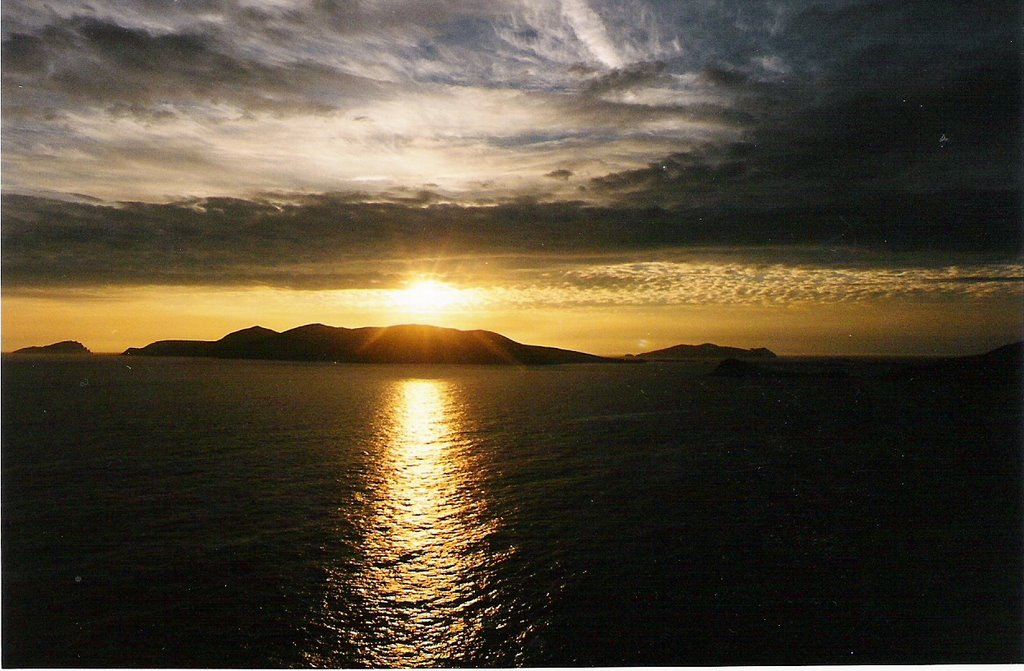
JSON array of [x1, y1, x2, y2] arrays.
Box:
[[709, 342, 1024, 381], [124, 323, 619, 365], [12, 340, 91, 355], [886, 341, 1024, 381]]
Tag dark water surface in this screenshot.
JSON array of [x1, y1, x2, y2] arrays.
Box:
[[3, 356, 1021, 666]]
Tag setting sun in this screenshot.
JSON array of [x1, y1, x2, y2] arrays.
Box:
[[391, 280, 473, 314]]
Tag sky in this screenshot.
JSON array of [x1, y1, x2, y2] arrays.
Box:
[[2, 0, 1022, 355]]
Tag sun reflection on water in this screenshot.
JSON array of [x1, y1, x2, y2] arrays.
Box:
[[311, 378, 513, 667]]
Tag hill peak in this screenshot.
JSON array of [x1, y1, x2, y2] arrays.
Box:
[[220, 325, 278, 338]]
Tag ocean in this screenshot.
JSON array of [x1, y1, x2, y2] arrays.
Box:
[[2, 355, 1021, 666]]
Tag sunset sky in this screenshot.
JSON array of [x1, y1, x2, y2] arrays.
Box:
[[3, 0, 1021, 355]]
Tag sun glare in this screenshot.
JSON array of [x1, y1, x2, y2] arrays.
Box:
[[392, 279, 469, 314]]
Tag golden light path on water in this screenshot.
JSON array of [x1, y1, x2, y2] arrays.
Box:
[[312, 378, 516, 667]]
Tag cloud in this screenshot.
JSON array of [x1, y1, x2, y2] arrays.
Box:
[[697, 66, 747, 88], [222, 261, 1020, 314], [1, 15, 388, 118], [4, 0, 718, 200], [0, 2, 762, 201], [2, 79, 742, 200], [581, 60, 666, 95], [547, 261, 1024, 306], [586, 1, 1021, 250], [560, 0, 623, 68]]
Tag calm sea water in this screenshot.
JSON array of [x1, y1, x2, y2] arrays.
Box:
[[3, 355, 1021, 666]]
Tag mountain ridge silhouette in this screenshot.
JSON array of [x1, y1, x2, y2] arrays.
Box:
[[123, 323, 622, 365]]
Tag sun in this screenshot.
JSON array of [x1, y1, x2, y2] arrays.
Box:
[[391, 279, 468, 314]]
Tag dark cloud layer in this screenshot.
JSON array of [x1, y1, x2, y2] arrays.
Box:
[[4, 191, 1020, 290]]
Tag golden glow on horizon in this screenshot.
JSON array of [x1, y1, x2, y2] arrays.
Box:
[[3, 279, 1022, 357]]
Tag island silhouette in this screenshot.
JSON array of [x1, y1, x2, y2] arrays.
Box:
[[12, 340, 91, 355], [709, 342, 1024, 380], [631, 343, 776, 360], [123, 323, 621, 365]]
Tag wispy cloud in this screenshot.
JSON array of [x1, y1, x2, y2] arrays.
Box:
[[546, 261, 1024, 306], [0, 0, 715, 199], [559, 0, 623, 68]]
